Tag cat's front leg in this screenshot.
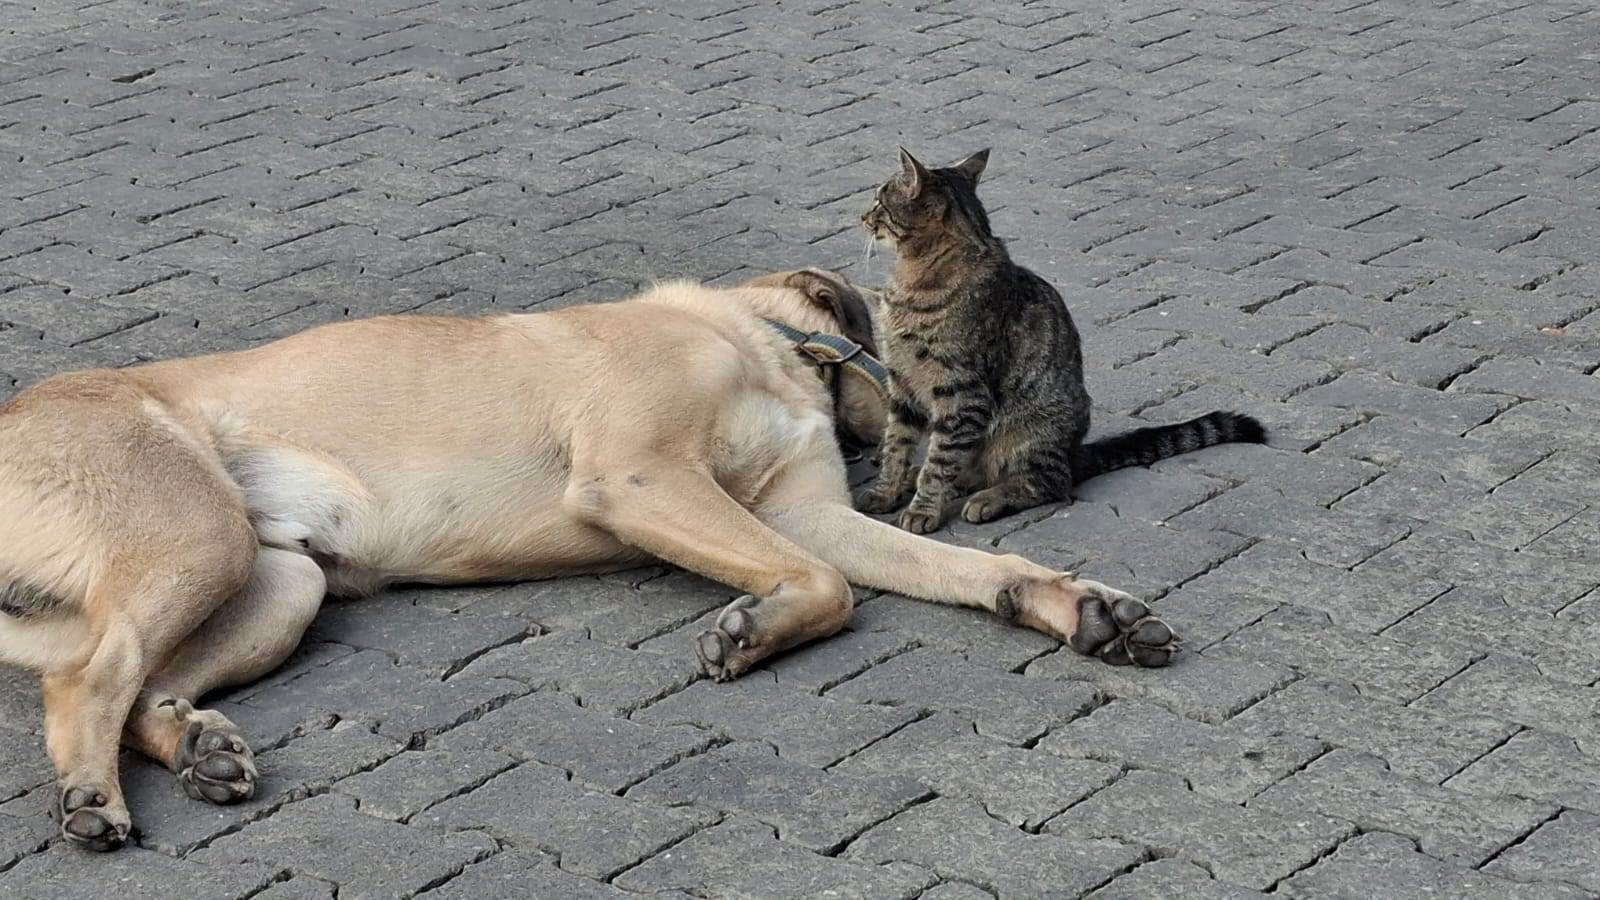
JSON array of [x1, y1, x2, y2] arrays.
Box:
[[900, 387, 992, 534], [857, 398, 924, 514]]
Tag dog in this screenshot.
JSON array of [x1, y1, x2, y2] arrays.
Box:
[[0, 268, 1178, 850]]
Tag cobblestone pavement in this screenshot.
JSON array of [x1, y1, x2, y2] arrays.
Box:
[[2, 0, 1599, 897]]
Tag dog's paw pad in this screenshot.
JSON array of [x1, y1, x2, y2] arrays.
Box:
[[177, 722, 256, 805], [56, 784, 128, 852], [1072, 594, 1179, 668], [697, 595, 767, 682], [695, 627, 739, 682]]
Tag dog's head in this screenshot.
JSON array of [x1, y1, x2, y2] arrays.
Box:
[[740, 268, 888, 448]]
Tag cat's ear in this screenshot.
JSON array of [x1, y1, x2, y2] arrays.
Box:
[[897, 147, 929, 197], [954, 148, 990, 185]]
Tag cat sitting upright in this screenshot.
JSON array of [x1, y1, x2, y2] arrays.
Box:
[[858, 147, 1265, 534]]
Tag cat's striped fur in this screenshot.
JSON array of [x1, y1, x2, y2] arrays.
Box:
[[857, 148, 1265, 534]]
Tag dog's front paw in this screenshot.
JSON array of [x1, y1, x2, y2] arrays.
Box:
[[1070, 592, 1178, 667], [176, 720, 257, 805], [54, 782, 130, 852], [695, 595, 762, 682]]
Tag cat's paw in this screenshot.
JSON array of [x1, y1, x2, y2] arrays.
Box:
[[961, 491, 1010, 524], [856, 486, 907, 514], [898, 502, 945, 534]]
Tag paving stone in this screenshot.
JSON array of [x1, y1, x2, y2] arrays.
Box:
[[1210, 605, 1476, 703], [194, 794, 494, 899], [1447, 730, 1600, 816], [1484, 811, 1600, 894], [628, 742, 927, 852], [834, 714, 1119, 830], [233, 649, 529, 744], [1292, 372, 1514, 432], [1415, 655, 1600, 751], [1451, 358, 1600, 409], [1178, 538, 1451, 634], [0, 727, 51, 803], [1231, 679, 1518, 782], [1150, 441, 1379, 508], [423, 849, 695, 899], [1316, 414, 1547, 489], [433, 691, 716, 793], [450, 630, 699, 715], [635, 671, 918, 767], [1385, 587, 1600, 686], [1359, 526, 1600, 613], [1048, 770, 1352, 890], [304, 595, 534, 675], [422, 762, 716, 880], [1257, 284, 1460, 341], [846, 593, 1060, 672], [0, 844, 277, 900], [0, 795, 60, 870], [826, 648, 1100, 745], [1087, 859, 1269, 899], [1027, 646, 1298, 725], [763, 627, 917, 694], [1277, 322, 1483, 388], [849, 798, 1143, 899], [1170, 481, 1413, 569], [251, 877, 338, 900], [1040, 700, 1324, 803], [999, 500, 1255, 598], [615, 817, 933, 899], [335, 747, 516, 822], [1251, 750, 1554, 865], [1281, 831, 1591, 900]]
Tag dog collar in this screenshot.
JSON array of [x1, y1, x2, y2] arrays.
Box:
[[762, 318, 890, 399]]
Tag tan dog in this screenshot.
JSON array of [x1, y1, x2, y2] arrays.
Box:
[[0, 269, 1177, 851]]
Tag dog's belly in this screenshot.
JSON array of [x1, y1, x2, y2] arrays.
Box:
[[229, 437, 649, 594]]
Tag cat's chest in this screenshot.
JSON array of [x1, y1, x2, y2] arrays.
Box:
[[881, 306, 962, 406]]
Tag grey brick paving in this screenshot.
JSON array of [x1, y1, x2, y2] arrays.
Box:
[[3, 0, 1600, 897]]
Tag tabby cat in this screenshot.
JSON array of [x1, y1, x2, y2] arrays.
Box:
[[857, 148, 1265, 534]]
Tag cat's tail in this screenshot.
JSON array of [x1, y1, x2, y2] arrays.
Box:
[[1072, 411, 1266, 481]]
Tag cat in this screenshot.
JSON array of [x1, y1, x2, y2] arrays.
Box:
[[857, 147, 1266, 534]]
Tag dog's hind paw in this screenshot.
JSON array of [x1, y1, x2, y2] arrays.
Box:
[[54, 783, 130, 852], [176, 721, 257, 805], [1070, 593, 1179, 667]]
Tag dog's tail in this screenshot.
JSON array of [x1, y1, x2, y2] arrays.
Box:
[[1072, 410, 1265, 482]]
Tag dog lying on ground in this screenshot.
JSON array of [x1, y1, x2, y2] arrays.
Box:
[[0, 268, 1177, 850]]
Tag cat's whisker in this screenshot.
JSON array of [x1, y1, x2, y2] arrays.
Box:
[[860, 234, 877, 272]]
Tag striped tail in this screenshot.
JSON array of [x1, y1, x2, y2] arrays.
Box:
[[1072, 410, 1266, 482]]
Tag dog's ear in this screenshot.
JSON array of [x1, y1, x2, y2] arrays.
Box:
[[786, 269, 879, 356], [953, 148, 990, 185], [898, 147, 929, 198]]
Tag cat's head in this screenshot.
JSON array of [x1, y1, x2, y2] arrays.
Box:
[[860, 148, 992, 252]]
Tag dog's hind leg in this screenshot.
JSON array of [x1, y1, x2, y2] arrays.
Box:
[[121, 547, 326, 805], [758, 459, 1178, 667], [564, 460, 853, 681], [41, 531, 257, 851]]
